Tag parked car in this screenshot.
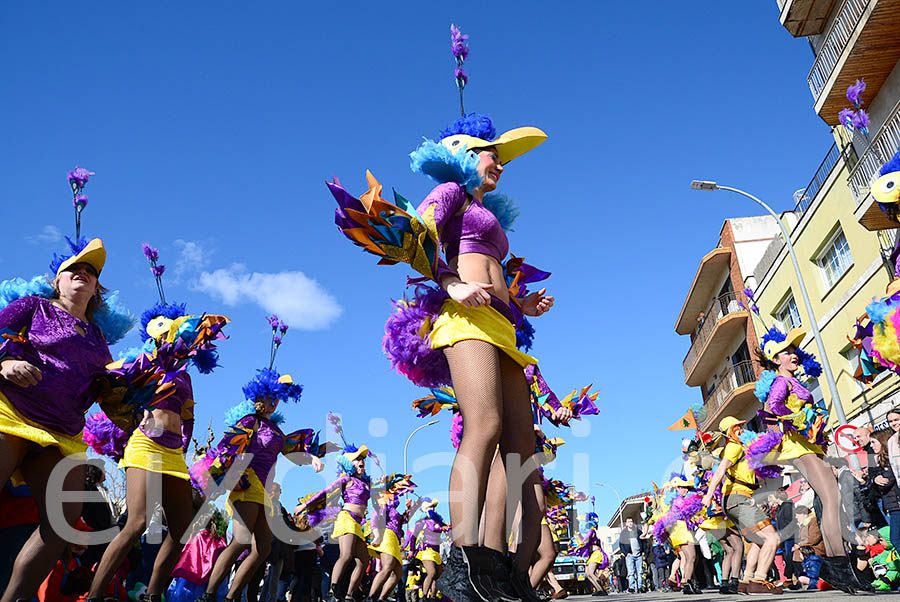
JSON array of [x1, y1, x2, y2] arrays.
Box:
[[550, 554, 589, 594]]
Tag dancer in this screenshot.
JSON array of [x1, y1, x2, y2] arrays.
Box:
[[754, 325, 864, 592], [297, 440, 372, 601], [328, 24, 554, 602], [193, 315, 328, 602], [531, 476, 581, 599], [702, 417, 783, 595], [571, 512, 607, 596], [0, 168, 133, 601], [83, 244, 229, 602], [410, 499, 451, 599], [368, 474, 420, 601]]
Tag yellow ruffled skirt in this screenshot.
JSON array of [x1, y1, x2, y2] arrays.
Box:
[[669, 520, 691, 550], [588, 550, 605, 565], [416, 547, 442, 565], [699, 515, 734, 531], [120, 429, 189, 480], [227, 468, 270, 513], [332, 509, 365, 540], [0, 392, 86, 456], [772, 431, 824, 461], [369, 529, 403, 562], [430, 299, 537, 368]]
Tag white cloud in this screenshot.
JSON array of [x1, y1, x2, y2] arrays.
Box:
[[26, 225, 62, 245], [195, 264, 342, 330], [173, 239, 210, 282]]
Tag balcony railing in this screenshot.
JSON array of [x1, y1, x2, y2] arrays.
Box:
[[793, 142, 857, 215], [683, 291, 748, 375], [807, 0, 872, 102], [704, 360, 757, 419], [848, 98, 900, 205]]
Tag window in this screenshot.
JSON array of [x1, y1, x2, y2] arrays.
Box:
[[817, 229, 853, 289], [841, 346, 865, 394], [776, 295, 801, 330]]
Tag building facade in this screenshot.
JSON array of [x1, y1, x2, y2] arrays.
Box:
[[675, 217, 781, 431]]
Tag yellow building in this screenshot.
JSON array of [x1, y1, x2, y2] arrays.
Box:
[[765, 0, 900, 428]]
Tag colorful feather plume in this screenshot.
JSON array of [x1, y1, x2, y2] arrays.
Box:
[[754, 370, 778, 402], [383, 285, 451, 388], [409, 139, 483, 193], [83, 412, 131, 461], [242, 368, 303, 403], [738, 428, 783, 480]]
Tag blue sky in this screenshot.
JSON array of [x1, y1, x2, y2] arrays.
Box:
[[1, 3, 834, 522]]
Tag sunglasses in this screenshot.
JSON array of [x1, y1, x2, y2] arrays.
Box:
[[64, 262, 99, 278]]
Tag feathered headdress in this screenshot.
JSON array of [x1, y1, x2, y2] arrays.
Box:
[[241, 315, 303, 403], [328, 412, 378, 477], [755, 326, 823, 401]]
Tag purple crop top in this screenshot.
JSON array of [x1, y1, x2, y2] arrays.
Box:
[[240, 414, 286, 488], [307, 472, 371, 508], [0, 296, 112, 436], [414, 516, 446, 549], [143, 371, 194, 451], [416, 182, 509, 263], [766, 375, 813, 416]]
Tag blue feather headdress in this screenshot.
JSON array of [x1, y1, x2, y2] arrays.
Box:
[[760, 326, 822, 379], [241, 315, 303, 403]]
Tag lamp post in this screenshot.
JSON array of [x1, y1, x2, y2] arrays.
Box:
[[596, 481, 623, 531], [404, 420, 439, 476], [689, 180, 848, 428]]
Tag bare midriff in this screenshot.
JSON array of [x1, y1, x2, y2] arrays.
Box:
[[144, 407, 182, 436], [451, 252, 508, 304], [343, 502, 366, 517]]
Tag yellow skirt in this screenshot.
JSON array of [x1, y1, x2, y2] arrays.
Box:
[[332, 509, 365, 541], [669, 520, 692, 550], [699, 515, 734, 531], [0, 392, 86, 456], [120, 429, 189, 480], [772, 431, 824, 461], [588, 550, 605, 565], [227, 468, 270, 513], [416, 547, 442, 565], [369, 529, 403, 562], [429, 299, 537, 368]]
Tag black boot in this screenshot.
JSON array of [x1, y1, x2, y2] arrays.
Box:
[[718, 578, 738, 594], [195, 594, 215, 602], [509, 566, 542, 602], [820, 555, 868, 594], [435, 545, 491, 602], [681, 579, 702, 595], [486, 548, 522, 602]]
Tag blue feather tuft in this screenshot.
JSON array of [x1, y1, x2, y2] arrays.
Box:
[[0, 276, 54, 309], [270, 411, 285, 426], [762, 326, 787, 347], [439, 113, 497, 140], [139, 302, 187, 342], [242, 368, 303, 403], [481, 192, 520, 232], [93, 291, 136, 345], [192, 349, 219, 374], [755, 370, 778, 402], [224, 400, 256, 426], [867, 296, 895, 325], [516, 316, 535, 351], [409, 139, 483, 193], [797, 348, 823, 379], [880, 147, 900, 176], [49, 236, 88, 275]]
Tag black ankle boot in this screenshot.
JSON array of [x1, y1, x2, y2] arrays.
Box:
[[820, 555, 868, 593], [484, 548, 521, 602], [195, 593, 215, 602], [681, 579, 702, 595], [435, 545, 490, 602]]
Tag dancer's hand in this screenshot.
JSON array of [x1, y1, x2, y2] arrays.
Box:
[[312, 457, 324, 472], [701, 492, 713, 509], [0, 359, 42, 387], [553, 407, 573, 425], [522, 288, 554, 317], [446, 280, 493, 308]]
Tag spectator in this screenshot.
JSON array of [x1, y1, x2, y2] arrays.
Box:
[[612, 551, 628, 593], [618, 517, 643, 592], [792, 506, 825, 590], [652, 543, 670, 591], [771, 488, 799, 588], [869, 430, 900, 549]]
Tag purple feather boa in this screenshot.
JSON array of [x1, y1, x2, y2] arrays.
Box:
[[745, 429, 783, 479], [450, 413, 463, 450], [382, 285, 451, 388], [83, 412, 131, 461]]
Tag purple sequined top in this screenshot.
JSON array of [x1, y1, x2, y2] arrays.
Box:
[[143, 371, 194, 451], [417, 182, 509, 263], [374, 499, 404, 537], [414, 513, 447, 549], [0, 296, 111, 436], [307, 473, 371, 508], [240, 414, 285, 487], [766, 375, 813, 416]]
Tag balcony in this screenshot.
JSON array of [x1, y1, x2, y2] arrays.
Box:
[[683, 291, 750, 386], [779, 0, 838, 37], [851, 98, 900, 229], [675, 248, 732, 335], [807, 0, 900, 124], [701, 360, 759, 430]]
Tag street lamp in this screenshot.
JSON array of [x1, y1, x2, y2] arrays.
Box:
[[403, 420, 439, 476], [596, 482, 623, 531], [689, 180, 848, 428]]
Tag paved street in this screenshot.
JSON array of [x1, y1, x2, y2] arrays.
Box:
[[557, 591, 898, 601]]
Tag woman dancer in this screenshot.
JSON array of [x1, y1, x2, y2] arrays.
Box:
[[297, 442, 371, 601], [328, 26, 554, 602], [571, 512, 607, 596], [755, 326, 863, 592], [194, 316, 327, 602], [411, 499, 451, 599], [368, 474, 420, 601], [84, 244, 229, 602]]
